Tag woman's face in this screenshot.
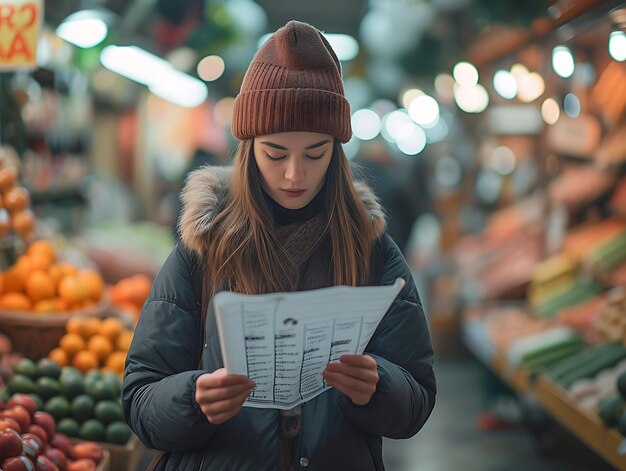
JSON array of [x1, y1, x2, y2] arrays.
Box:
[[253, 132, 334, 210]]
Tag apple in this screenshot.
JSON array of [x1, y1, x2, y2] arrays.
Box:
[[36, 455, 60, 471], [66, 459, 96, 471], [49, 434, 72, 458], [21, 432, 44, 460], [3, 406, 32, 431], [33, 412, 55, 439], [28, 425, 49, 446], [7, 394, 37, 417], [0, 428, 23, 459], [2, 455, 35, 471], [0, 417, 22, 433], [43, 449, 67, 471]]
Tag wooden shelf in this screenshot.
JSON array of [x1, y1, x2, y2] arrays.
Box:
[[535, 376, 626, 470], [463, 322, 626, 470], [535, 375, 606, 455]]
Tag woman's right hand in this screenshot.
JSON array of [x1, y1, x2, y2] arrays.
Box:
[[195, 368, 256, 424]]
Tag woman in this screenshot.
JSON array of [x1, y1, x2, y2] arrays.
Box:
[[122, 20, 436, 470]]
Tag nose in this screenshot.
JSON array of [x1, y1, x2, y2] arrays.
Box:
[[285, 156, 304, 183]]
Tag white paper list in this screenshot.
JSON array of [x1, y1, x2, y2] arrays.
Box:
[[213, 278, 405, 410]]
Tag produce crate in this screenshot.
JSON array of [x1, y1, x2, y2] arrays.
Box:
[[72, 435, 144, 471], [102, 435, 145, 471], [0, 295, 111, 359], [97, 449, 111, 471]]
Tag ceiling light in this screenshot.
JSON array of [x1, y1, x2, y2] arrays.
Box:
[[493, 70, 517, 99], [609, 31, 626, 61], [56, 13, 108, 49], [552, 45, 575, 78], [100, 45, 208, 108], [452, 61, 478, 86]]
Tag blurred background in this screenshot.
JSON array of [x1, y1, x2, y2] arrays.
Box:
[[1, 0, 626, 470]]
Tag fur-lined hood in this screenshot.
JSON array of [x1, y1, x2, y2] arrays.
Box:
[[179, 166, 386, 256]]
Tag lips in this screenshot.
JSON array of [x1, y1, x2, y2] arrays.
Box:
[[281, 189, 306, 197]]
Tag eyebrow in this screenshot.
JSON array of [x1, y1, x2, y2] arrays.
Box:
[[260, 140, 331, 151]]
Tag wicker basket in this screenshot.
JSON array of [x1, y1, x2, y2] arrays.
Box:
[[0, 294, 112, 359]]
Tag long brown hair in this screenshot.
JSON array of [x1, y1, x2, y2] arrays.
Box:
[[204, 138, 377, 295]]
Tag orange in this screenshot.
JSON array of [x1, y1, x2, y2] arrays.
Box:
[[78, 269, 104, 302], [0, 292, 31, 311], [99, 317, 124, 342], [110, 279, 132, 304], [87, 334, 113, 361], [25, 270, 56, 302], [116, 330, 133, 351], [72, 350, 99, 373], [127, 274, 152, 306], [26, 240, 56, 264], [65, 316, 86, 335], [2, 267, 24, 293], [57, 262, 78, 277], [47, 264, 64, 287], [29, 253, 53, 272], [48, 347, 69, 366], [11, 209, 34, 235], [105, 351, 127, 374], [59, 332, 86, 357], [33, 299, 64, 313], [58, 275, 87, 305], [82, 316, 102, 338], [14, 255, 34, 279]]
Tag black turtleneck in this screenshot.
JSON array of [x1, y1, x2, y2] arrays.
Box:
[[262, 186, 324, 227]]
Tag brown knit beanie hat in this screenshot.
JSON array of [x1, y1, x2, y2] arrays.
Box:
[[232, 20, 352, 143]]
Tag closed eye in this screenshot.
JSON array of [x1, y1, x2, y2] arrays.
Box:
[[305, 153, 325, 160], [265, 152, 286, 161]]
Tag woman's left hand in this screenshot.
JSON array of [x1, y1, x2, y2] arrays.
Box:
[[323, 354, 379, 406]]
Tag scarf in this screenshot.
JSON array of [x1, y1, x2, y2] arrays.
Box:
[[274, 212, 329, 471]]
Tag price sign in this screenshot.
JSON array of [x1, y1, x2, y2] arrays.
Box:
[[0, 0, 43, 70]]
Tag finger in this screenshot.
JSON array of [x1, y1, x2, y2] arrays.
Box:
[[197, 382, 256, 403], [197, 371, 254, 389], [202, 389, 252, 416], [323, 370, 376, 396], [338, 354, 377, 369], [325, 362, 378, 383], [324, 374, 372, 406]]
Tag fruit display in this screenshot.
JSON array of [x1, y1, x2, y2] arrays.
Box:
[[3, 358, 132, 447], [0, 157, 36, 244], [582, 230, 626, 275], [477, 305, 552, 354], [528, 254, 579, 306], [48, 316, 132, 377], [109, 275, 152, 322], [595, 367, 626, 438], [588, 287, 626, 344], [546, 341, 626, 389], [0, 391, 105, 470], [0, 333, 22, 391], [0, 240, 105, 313], [506, 327, 584, 374]]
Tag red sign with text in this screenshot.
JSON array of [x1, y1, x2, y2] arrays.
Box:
[[0, 0, 42, 69]]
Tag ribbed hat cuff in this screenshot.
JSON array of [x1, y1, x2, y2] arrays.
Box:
[[231, 88, 352, 143]]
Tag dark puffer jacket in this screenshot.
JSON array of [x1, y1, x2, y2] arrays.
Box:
[[121, 167, 436, 470]]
